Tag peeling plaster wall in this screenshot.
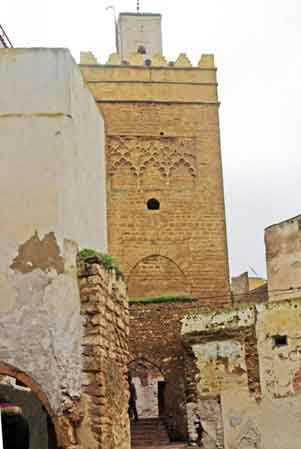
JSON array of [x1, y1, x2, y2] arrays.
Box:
[[182, 298, 301, 449], [265, 215, 301, 301], [0, 48, 107, 415], [256, 299, 301, 399], [191, 340, 248, 396]]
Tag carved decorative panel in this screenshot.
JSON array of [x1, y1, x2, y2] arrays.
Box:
[[107, 137, 196, 190]]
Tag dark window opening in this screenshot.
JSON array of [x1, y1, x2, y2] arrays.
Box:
[[147, 198, 160, 210], [137, 45, 146, 54], [273, 335, 288, 347]]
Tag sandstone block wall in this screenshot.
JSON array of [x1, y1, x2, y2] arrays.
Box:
[[182, 297, 301, 449], [265, 215, 301, 301], [80, 58, 230, 307], [78, 261, 130, 449]]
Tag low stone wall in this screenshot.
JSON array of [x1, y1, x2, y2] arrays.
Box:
[[78, 260, 130, 449], [182, 297, 301, 449]]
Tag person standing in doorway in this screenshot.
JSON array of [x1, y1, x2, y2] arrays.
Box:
[[128, 374, 139, 422]]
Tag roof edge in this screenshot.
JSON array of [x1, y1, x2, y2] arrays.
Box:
[[265, 214, 301, 231], [119, 12, 162, 17]]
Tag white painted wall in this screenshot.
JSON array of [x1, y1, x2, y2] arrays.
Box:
[[118, 13, 162, 59], [0, 48, 107, 413]]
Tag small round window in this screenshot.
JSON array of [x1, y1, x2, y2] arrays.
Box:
[[147, 198, 160, 210]]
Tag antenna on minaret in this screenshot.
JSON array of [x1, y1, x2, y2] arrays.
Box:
[[106, 5, 119, 53], [137, 0, 140, 13], [0, 24, 13, 48]]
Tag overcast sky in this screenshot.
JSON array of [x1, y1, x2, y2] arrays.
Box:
[[2, 0, 301, 278]]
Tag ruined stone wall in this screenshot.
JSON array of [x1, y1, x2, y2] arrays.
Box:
[[265, 215, 301, 301], [78, 261, 130, 449], [80, 56, 230, 308], [182, 297, 301, 449]]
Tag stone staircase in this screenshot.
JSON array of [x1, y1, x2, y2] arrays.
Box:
[[131, 418, 186, 449]]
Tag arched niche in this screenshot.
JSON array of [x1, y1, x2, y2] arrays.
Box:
[[110, 161, 137, 190], [127, 255, 190, 299], [0, 361, 59, 449]]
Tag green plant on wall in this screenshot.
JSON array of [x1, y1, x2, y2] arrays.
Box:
[[129, 294, 195, 305], [79, 248, 123, 279]]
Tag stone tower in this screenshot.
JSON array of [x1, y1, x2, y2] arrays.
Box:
[[117, 12, 162, 59], [80, 11, 230, 307]]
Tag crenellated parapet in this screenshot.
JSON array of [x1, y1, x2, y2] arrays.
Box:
[[80, 50, 215, 69], [79, 51, 218, 104]]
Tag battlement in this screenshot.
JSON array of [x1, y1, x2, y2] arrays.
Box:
[[80, 51, 215, 69], [79, 52, 217, 104]]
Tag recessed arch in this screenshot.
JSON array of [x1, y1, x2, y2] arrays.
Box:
[[0, 361, 60, 448], [129, 357, 163, 376], [127, 254, 191, 299]]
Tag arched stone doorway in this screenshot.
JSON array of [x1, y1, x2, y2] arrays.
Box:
[[0, 362, 59, 449], [128, 358, 165, 419]]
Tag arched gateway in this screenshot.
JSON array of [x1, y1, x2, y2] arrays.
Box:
[[0, 363, 58, 449]]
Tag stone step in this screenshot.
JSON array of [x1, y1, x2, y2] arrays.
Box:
[[131, 417, 171, 448], [132, 445, 187, 449], [132, 429, 167, 434], [132, 437, 170, 443]]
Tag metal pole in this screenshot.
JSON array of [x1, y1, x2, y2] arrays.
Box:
[[106, 6, 119, 53], [0, 24, 13, 48]]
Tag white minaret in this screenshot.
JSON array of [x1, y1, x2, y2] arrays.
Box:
[[117, 12, 162, 59]]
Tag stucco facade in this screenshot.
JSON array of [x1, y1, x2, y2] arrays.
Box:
[[0, 47, 106, 415], [182, 297, 301, 449], [265, 215, 301, 301], [118, 13, 163, 59]]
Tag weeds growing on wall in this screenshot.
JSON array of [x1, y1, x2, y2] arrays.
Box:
[[79, 248, 123, 279], [129, 294, 195, 305]]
